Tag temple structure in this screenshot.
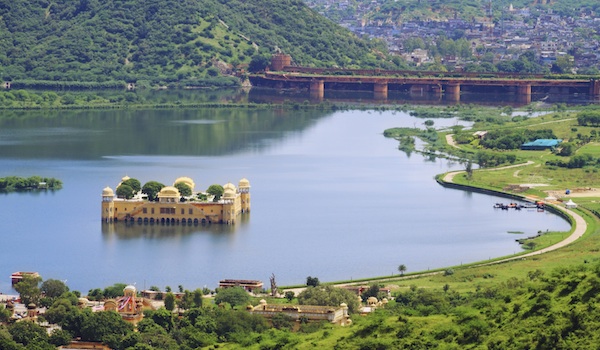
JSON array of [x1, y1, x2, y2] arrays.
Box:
[[102, 177, 250, 225], [104, 285, 144, 322]]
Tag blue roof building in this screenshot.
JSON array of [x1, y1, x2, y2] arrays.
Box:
[[521, 139, 562, 150]]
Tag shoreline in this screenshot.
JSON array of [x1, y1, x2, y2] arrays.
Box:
[[282, 164, 588, 292]]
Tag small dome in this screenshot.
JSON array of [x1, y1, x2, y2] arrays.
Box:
[[158, 186, 180, 198], [259, 299, 267, 305], [121, 175, 131, 182], [102, 187, 114, 197], [224, 188, 236, 199], [223, 182, 236, 192], [238, 178, 250, 188], [174, 177, 195, 192], [124, 285, 136, 292]]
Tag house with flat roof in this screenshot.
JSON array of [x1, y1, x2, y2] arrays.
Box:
[[248, 299, 351, 325]]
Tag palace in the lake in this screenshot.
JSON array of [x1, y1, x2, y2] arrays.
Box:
[[101, 176, 250, 225]]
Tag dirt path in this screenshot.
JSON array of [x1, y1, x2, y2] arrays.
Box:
[[445, 134, 460, 149], [442, 160, 534, 183]]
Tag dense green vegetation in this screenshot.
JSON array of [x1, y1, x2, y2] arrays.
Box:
[[0, 0, 393, 88], [7, 259, 600, 349], [0, 176, 62, 192], [478, 129, 556, 150]]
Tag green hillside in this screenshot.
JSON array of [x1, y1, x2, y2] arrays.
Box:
[[0, 0, 391, 87]]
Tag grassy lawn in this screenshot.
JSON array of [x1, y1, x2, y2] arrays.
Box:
[[579, 142, 600, 157]]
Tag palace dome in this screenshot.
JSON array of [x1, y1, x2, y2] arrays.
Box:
[[158, 186, 180, 198], [238, 178, 250, 188], [102, 187, 114, 197], [223, 182, 236, 192], [174, 177, 195, 192], [121, 175, 130, 182], [224, 188, 236, 199], [124, 285, 136, 292]]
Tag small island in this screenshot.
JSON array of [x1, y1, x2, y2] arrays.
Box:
[[0, 176, 62, 192], [101, 176, 250, 225]]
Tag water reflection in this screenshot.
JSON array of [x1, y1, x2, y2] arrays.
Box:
[[101, 213, 249, 239], [247, 87, 598, 107], [0, 108, 327, 159]]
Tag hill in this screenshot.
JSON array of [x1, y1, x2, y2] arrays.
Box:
[[0, 0, 392, 87]]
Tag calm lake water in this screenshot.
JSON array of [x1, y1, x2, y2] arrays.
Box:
[[0, 99, 571, 294]]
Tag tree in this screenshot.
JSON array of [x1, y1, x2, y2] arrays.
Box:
[[558, 142, 575, 156], [214, 287, 250, 308], [206, 184, 224, 202], [465, 160, 473, 180], [142, 181, 165, 201], [41, 279, 69, 299], [248, 54, 271, 73], [0, 305, 11, 322], [551, 55, 574, 74], [80, 310, 133, 342], [121, 178, 141, 193], [193, 289, 204, 307], [297, 285, 360, 313], [360, 284, 383, 302], [306, 276, 320, 287], [102, 283, 128, 299], [174, 182, 192, 197], [147, 308, 175, 333], [271, 313, 294, 330], [8, 321, 49, 347], [48, 329, 72, 347], [398, 264, 407, 276], [14, 274, 42, 305], [164, 293, 175, 311], [285, 291, 295, 302], [44, 298, 83, 335], [116, 184, 135, 199]]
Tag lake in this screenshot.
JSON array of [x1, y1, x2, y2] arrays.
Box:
[[0, 102, 571, 294]]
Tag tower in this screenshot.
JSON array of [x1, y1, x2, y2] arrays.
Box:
[[101, 187, 115, 222], [120, 285, 138, 315], [239, 178, 251, 213], [222, 183, 237, 224]]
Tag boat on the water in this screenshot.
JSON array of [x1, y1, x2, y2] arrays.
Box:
[[10, 271, 40, 285], [493, 202, 545, 211]]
